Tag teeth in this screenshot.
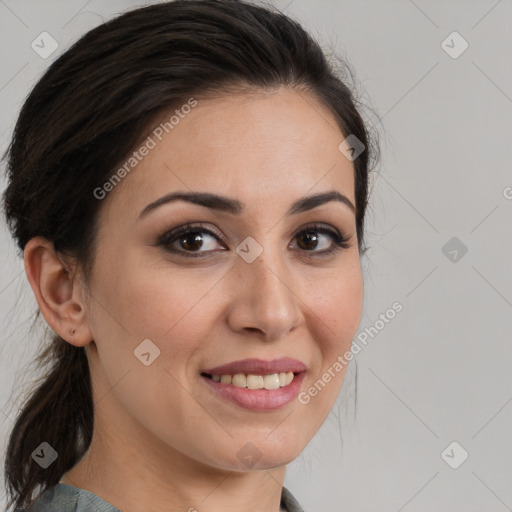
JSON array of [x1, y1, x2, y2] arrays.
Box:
[[232, 373, 247, 387], [209, 371, 295, 389], [220, 375, 231, 384], [264, 373, 280, 390], [247, 374, 264, 389]]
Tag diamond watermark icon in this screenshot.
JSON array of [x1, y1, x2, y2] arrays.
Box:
[[442, 236, 468, 263], [31, 32, 58, 59], [441, 441, 469, 469], [441, 31, 468, 59], [236, 442, 263, 469], [31, 442, 58, 469], [236, 236, 263, 263], [338, 134, 365, 161], [134, 338, 161, 366]]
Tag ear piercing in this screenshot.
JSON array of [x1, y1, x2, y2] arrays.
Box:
[[69, 328, 76, 336]]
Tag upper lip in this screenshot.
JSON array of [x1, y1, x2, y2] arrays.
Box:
[[203, 357, 307, 376]]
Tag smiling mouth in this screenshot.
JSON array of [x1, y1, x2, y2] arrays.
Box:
[[200, 371, 300, 390]]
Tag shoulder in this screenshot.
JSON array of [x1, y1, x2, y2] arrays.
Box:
[[24, 483, 303, 512], [281, 486, 306, 512], [24, 483, 121, 512]]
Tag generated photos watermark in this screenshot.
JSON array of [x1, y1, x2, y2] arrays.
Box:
[[93, 97, 197, 200], [298, 301, 403, 404]]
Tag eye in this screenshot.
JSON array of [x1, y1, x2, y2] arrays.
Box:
[[157, 223, 226, 257], [157, 222, 352, 258], [290, 224, 351, 255]]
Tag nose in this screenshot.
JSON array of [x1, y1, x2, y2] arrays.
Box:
[[226, 252, 303, 341]]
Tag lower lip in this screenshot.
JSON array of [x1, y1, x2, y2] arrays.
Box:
[[201, 372, 306, 411]]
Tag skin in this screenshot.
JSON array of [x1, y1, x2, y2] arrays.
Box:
[[24, 86, 363, 512]]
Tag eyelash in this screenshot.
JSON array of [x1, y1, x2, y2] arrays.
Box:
[[156, 222, 352, 259]]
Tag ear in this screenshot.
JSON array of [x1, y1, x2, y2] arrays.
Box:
[[24, 236, 92, 347]]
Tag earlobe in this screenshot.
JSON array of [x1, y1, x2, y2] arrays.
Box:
[[23, 236, 92, 347]]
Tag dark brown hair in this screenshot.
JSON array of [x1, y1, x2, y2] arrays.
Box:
[[1, 0, 378, 509]]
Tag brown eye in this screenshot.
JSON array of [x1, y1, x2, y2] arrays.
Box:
[[296, 230, 322, 251], [291, 224, 351, 255], [178, 231, 208, 252], [158, 224, 226, 257]]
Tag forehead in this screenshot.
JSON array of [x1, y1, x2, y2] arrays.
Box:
[[101, 87, 355, 220]]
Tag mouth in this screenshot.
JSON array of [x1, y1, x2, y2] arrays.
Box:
[[199, 358, 307, 411]]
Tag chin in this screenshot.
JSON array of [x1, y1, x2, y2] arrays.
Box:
[[200, 441, 302, 473]]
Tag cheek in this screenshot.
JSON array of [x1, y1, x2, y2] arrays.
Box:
[[296, 262, 363, 416], [306, 262, 363, 352], [90, 259, 225, 376], [86, 263, 218, 440]]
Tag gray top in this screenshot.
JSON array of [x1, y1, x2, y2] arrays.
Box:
[[25, 483, 305, 511]]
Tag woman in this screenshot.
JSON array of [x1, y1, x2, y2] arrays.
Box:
[[2, 0, 378, 510]]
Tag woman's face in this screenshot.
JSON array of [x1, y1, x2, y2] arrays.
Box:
[[82, 86, 363, 471]]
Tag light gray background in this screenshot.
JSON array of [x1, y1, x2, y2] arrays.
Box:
[[1, 1, 511, 511]]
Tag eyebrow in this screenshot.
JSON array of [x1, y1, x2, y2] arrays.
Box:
[[138, 189, 356, 219]]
